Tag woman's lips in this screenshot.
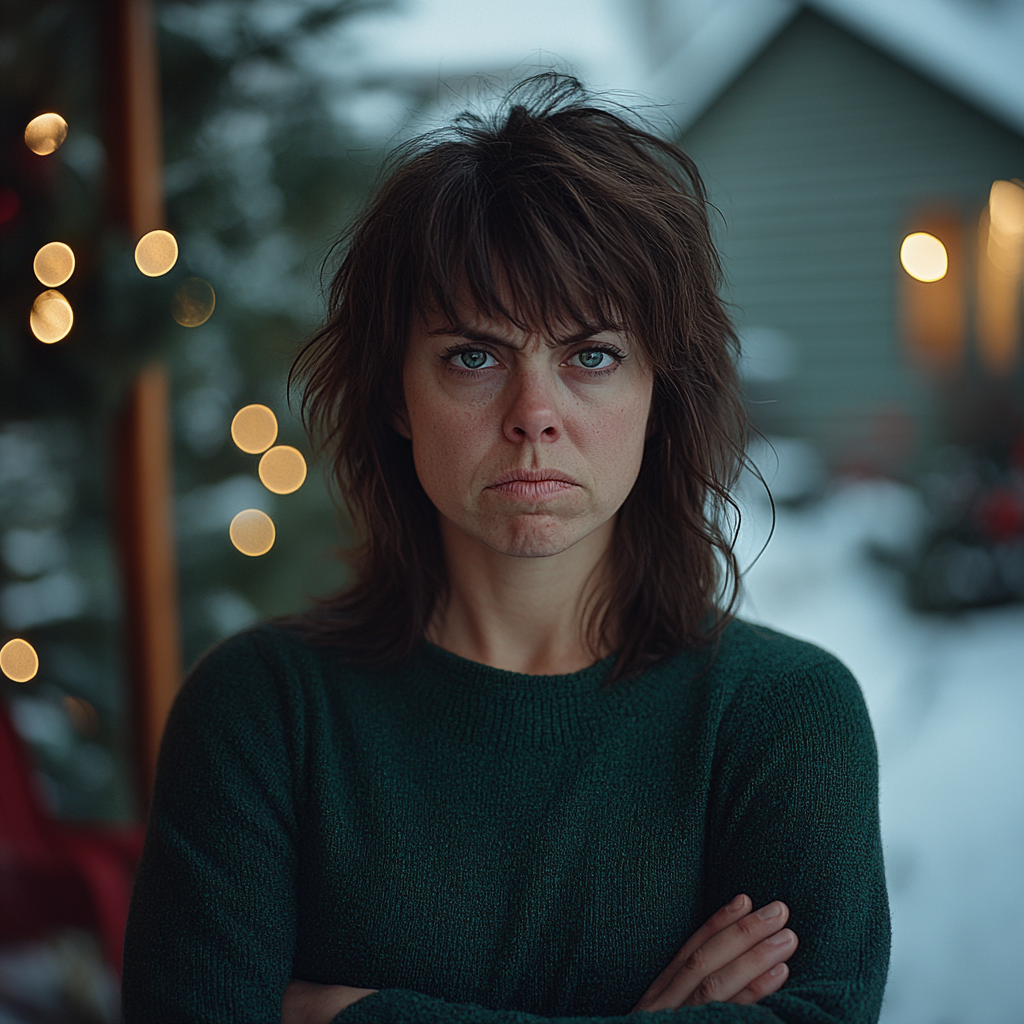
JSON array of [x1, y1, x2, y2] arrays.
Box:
[[489, 479, 577, 500]]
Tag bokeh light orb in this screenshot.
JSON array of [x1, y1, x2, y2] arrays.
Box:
[[229, 509, 276, 556], [30, 290, 73, 343], [24, 113, 68, 156], [1, 638, 39, 682], [900, 232, 948, 282], [33, 241, 75, 287], [231, 404, 278, 454], [172, 277, 216, 327], [134, 229, 178, 277], [259, 445, 307, 494]]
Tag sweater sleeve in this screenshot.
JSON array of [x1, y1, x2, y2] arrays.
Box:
[[121, 630, 303, 1023], [336, 650, 890, 1024]]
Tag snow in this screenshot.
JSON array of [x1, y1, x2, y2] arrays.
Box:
[[736, 477, 1024, 1024]]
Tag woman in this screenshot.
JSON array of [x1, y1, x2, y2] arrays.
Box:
[[122, 75, 890, 1023]]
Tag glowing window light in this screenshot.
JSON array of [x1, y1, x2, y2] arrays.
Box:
[[259, 445, 307, 494], [33, 241, 75, 287], [24, 113, 68, 156], [231, 404, 278, 454], [1, 638, 39, 682], [986, 180, 1024, 275], [134, 229, 178, 277], [229, 509, 276, 556], [172, 277, 216, 327], [30, 289, 73, 343], [900, 232, 948, 282], [977, 203, 1020, 374], [63, 695, 99, 738], [989, 180, 1024, 235]]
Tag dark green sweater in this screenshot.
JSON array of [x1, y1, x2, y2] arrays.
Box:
[[122, 618, 890, 1023]]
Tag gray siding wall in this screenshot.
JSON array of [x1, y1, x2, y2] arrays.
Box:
[[678, 8, 1024, 471]]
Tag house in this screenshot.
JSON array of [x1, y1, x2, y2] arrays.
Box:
[[642, 0, 1024, 479]]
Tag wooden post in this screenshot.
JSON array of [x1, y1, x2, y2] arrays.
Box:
[[104, 0, 182, 819]]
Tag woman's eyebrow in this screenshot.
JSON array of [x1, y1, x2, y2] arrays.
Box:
[[428, 322, 611, 349]]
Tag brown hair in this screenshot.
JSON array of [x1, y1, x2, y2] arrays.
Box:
[[278, 73, 751, 687]]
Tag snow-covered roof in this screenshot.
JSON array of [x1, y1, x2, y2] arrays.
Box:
[[645, 0, 1024, 136]]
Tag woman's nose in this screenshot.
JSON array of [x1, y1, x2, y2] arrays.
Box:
[[501, 370, 564, 444]]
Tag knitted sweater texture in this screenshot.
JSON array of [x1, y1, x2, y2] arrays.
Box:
[[121, 618, 890, 1023]]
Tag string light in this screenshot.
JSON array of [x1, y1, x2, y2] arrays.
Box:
[[30, 290, 73, 343], [172, 277, 215, 326], [33, 241, 75, 287], [231, 404, 278, 454], [229, 509, 276, 556], [258, 446, 307, 494], [134, 229, 178, 276], [24, 113, 68, 156], [1, 638, 39, 682]]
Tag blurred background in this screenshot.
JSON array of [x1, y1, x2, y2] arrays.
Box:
[[0, 1, 1021, 1021]]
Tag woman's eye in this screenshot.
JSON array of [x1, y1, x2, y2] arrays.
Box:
[[457, 350, 493, 370], [444, 345, 623, 375], [571, 348, 622, 371], [576, 349, 609, 369]]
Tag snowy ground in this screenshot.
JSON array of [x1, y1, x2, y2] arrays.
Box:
[[736, 477, 1024, 1024]]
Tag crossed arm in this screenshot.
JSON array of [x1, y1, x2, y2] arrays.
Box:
[[280, 894, 800, 1023], [123, 636, 889, 1024]]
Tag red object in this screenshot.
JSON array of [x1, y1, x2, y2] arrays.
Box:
[[0, 188, 19, 227], [975, 486, 1024, 542], [0, 699, 146, 976]]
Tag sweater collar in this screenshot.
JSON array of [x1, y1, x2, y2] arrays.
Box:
[[414, 639, 620, 701]]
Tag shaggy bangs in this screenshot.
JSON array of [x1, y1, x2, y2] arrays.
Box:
[[413, 149, 631, 350], [281, 73, 751, 687]]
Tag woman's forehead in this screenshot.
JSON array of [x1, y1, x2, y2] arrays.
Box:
[[418, 281, 627, 340], [423, 305, 621, 341]]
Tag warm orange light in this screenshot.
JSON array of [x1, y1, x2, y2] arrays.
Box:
[[33, 241, 75, 287], [1, 638, 39, 682], [900, 211, 965, 373], [977, 198, 1021, 375], [989, 180, 1024, 236], [900, 232, 948, 282], [172, 277, 216, 327], [231, 404, 278, 454], [258, 446, 307, 494], [229, 509, 276, 556], [30, 290, 73, 343], [985, 180, 1024, 275], [134, 229, 178, 277], [24, 113, 68, 156]]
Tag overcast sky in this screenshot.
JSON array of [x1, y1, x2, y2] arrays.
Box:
[[303, 0, 658, 134]]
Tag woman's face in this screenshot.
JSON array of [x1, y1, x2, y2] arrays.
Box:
[[395, 304, 655, 560]]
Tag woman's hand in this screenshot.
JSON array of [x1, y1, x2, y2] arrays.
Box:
[[631, 895, 798, 1013], [279, 895, 794, 1021], [281, 979, 377, 1024]]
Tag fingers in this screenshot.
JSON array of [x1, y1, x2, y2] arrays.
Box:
[[684, 916, 798, 1008], [633, 895, 752, 1012], [640, 901, 797, 1012], [729, 962, 790, 1006]]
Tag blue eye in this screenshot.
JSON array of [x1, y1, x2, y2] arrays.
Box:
[[458, 350, 489, 369], [577, 350, 606, 369]]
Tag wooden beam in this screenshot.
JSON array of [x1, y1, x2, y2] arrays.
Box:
[[104, 0, 182, 819], [113, 364, 181, 816]]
